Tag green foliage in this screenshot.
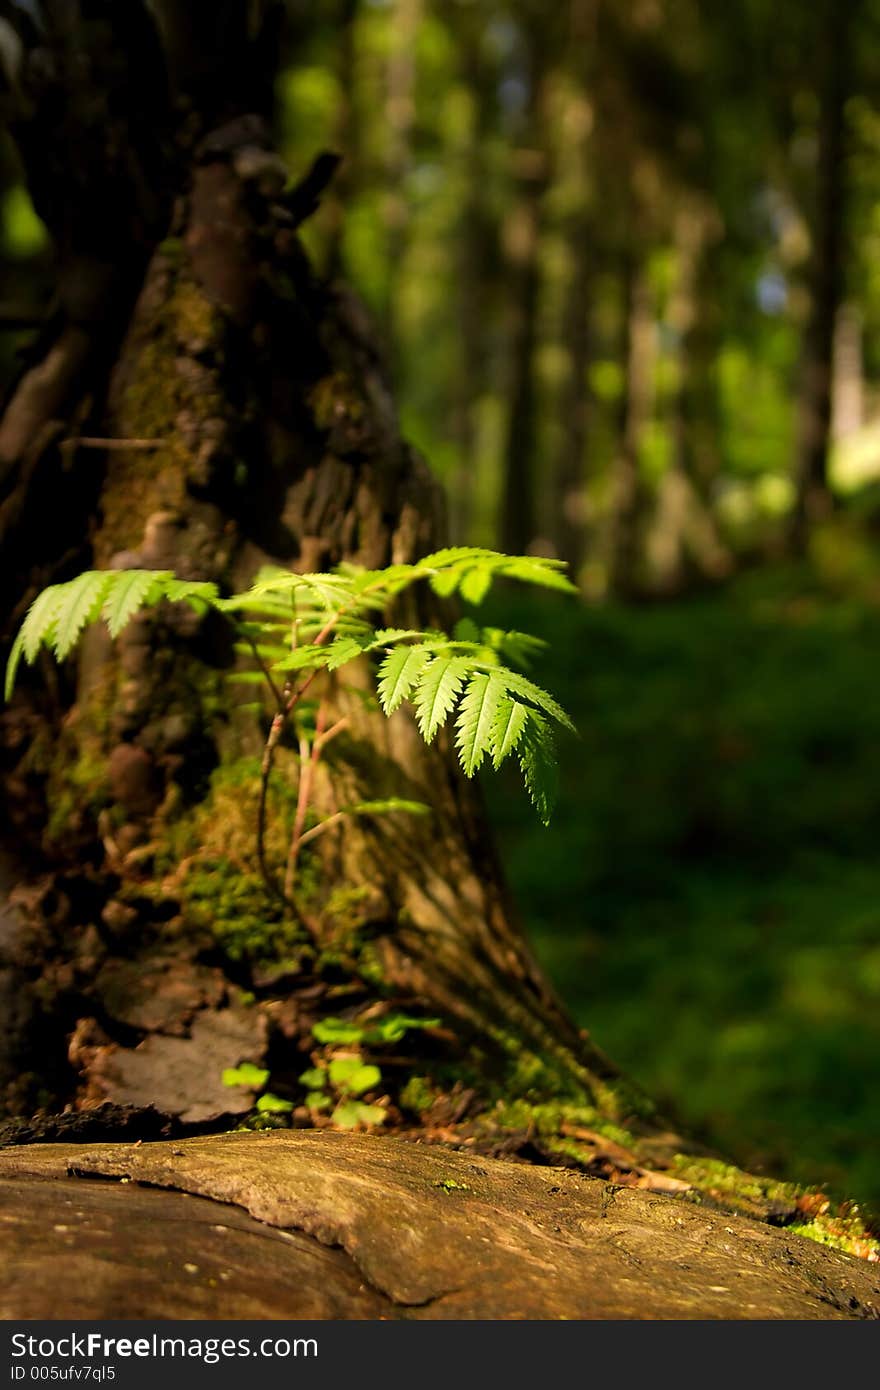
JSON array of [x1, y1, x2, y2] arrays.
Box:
[[6, 549, 575, 822], [486, 576, 880, 1209], [222, 1062, 270, 1089]]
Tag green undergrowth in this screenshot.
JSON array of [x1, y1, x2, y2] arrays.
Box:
[[484, 556, 880, 1215]]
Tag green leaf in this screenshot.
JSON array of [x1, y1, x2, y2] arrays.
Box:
[[298, 1067, 328, 1090], [102, 569, 172, 638], [222, 1062, 270, 1089], [484, 628, 547, 670], [459, 566, 493, 605], [305, 1091, 332, 1111], [377, 644, 432, 714], [420, 546, 499, 568], [255, 1092, 294, 1113], [455, 670, 506, 776], [3, 628, 25, 702], [347, 798, 430, 817], [496, 669, 576, 733], [490, 697, 529, 768], [331, 1100, 386, 1130], [368, 628, 432, 648], [20, 584, 66, 663], [366, 1014, 441, 1044], [162, 577, 220, 608], [500, 556, 578, 594], [429, 565, 466, 598], [325, 636, 366, 671], [413, 655, 472, 743], [312, 1018, 365, 1045], [517, 711, 559, 826], [273, 646, 333, 672], [328, 1059, 381, 1095], [53, 572, 115, 660]]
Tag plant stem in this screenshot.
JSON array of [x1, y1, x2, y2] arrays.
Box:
[[285, 701, 327, 900]]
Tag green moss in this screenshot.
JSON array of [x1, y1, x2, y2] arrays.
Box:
[[99, 272, 223, 557], [669, 1156, 795, 1207], [44, 732, 111, 847], [788, 1219, 879, 1262]]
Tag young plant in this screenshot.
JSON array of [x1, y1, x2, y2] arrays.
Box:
[[5, 548, 576, 906]]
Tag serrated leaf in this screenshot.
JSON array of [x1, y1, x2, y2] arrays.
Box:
[[485, 628, 547, 670], [273, 646, 333, 672], [53, 572, 115, 660], [496, 668, 576, 733], [325, 636, 366, 671], [368, 628, 432, 649], [518, 711, 559, 825], [500, 556, 578, 594], [460, 566, 493, 605], [3, 628, 25, 702], [162, 577, 221, 609], [490, 697, 529, 768], [20, 584, 66, 664], [377, 644, 432, 714], [429, 565, 467, 598], [413, 655, 472, 742], [420, 546, 499, 568], [102, 569, 171, 638], [455, 670, 506, 776], [453, 617, 481, 642]]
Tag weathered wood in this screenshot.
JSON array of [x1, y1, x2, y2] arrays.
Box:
[[2, 1133, 878, 1320]]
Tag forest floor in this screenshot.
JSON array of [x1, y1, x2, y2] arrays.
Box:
[[487, 547, 880, 1216]]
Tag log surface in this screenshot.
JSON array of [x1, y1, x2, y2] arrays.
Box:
[[2, 1131, 879, 1320]]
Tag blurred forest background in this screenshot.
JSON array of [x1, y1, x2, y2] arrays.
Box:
[[2, 0, 879, 1212]]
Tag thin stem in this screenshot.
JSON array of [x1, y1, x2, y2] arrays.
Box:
[[245, 633, 284, 708], [284, 701, 328, 900]]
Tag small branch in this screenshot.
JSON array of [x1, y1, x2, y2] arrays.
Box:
[[297, 811, 347, 851], [314, 716, 349, 754]]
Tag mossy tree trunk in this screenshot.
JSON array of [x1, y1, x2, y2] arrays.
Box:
[[0, 0, 631, 1145]]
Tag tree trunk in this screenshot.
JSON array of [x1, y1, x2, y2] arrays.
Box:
[[647, 205, 732, 594], [550, 0, 597, 580], [499, 19, 552, 557], [605, 251, 653, 596], [0, 0, 629, 1152], [789, 0, 852, 551]]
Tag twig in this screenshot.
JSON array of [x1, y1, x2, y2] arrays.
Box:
[[66, 436, 166, 451], [296, 810, 347, 850]]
